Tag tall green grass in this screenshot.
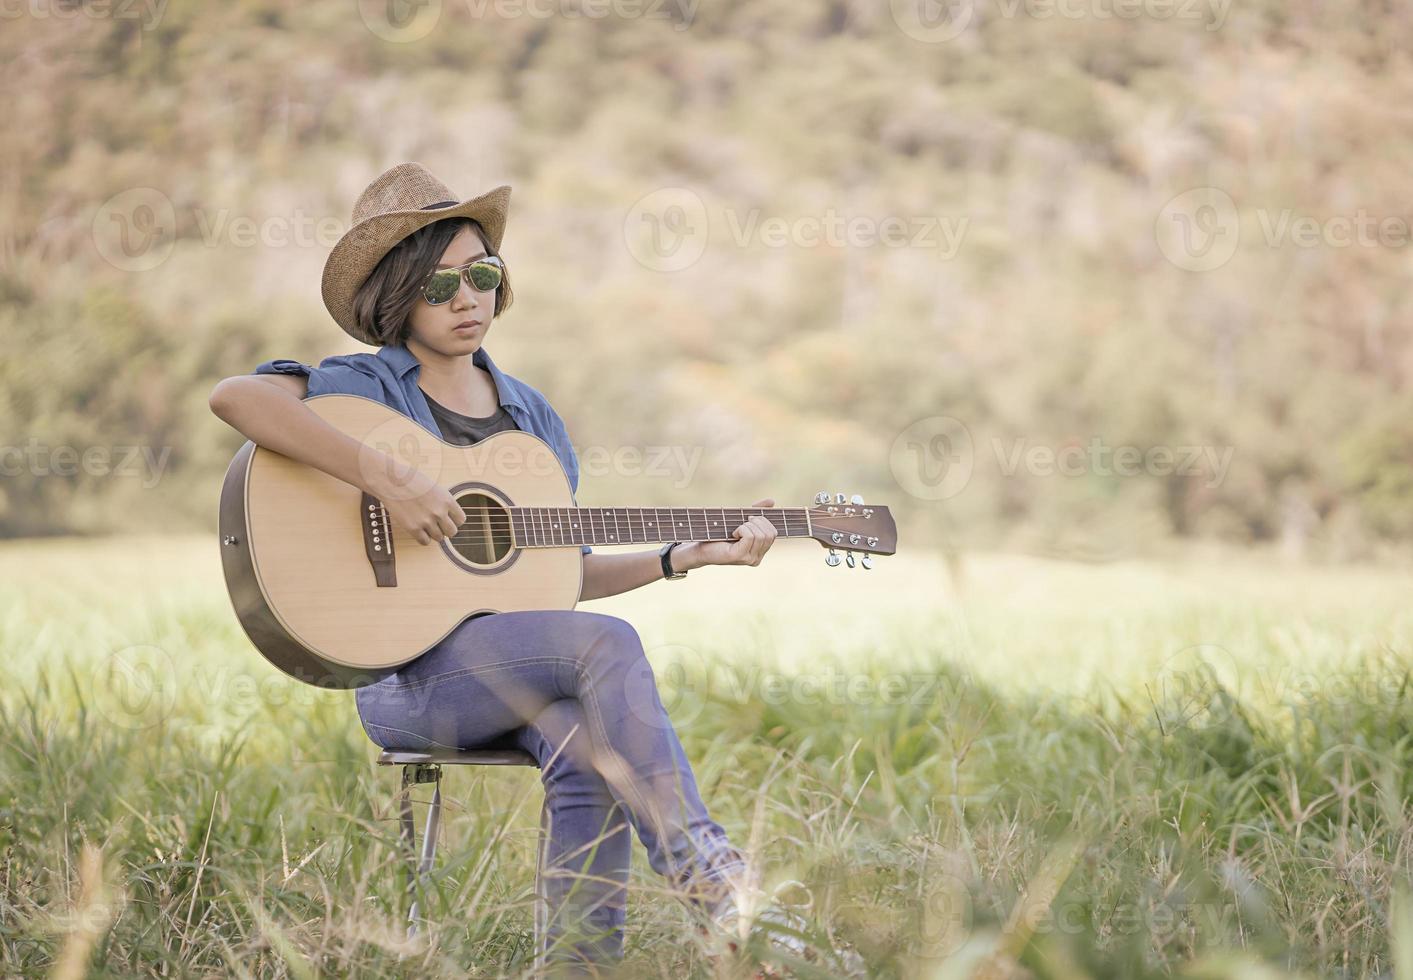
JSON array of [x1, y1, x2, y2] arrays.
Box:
[[3, 537, 1412, 978]]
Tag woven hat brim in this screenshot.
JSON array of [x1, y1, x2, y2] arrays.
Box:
[[321, 184, 511, 345]]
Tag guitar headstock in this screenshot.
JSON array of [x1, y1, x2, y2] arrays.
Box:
[[806, 491, 897, 569]]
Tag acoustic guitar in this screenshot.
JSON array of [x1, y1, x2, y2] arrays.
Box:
[[218, 394, 897, 688]]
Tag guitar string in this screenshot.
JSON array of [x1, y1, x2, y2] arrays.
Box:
[[440, 520, 872, 545], [434, 508, 867, 527], [368, 507, 874, 546], [434, 509, 878, 547], [436, 507, 857, 536], [389, 511, 859, 542]]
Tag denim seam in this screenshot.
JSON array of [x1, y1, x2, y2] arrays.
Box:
[[370, 656, 581, 695], [573, 663, 686, 888], [361, 721, 462, 751]]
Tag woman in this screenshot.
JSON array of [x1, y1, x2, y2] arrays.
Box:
[[207, 164, 798, 972]]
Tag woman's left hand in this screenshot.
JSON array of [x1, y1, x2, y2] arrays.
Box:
[[677, 498, 779, 569]]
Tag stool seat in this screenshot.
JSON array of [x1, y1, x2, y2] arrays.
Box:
[[376, 747, 537, 767]]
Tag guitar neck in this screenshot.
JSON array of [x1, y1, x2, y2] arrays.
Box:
[[502, 506, 813, 549]]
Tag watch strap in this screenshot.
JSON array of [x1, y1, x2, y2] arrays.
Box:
[[660, 541, 687, 580]]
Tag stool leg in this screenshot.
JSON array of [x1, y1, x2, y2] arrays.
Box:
[[398, 766, 417, 934], [532, 800, 549, 972], [407, 768, 443, 940]]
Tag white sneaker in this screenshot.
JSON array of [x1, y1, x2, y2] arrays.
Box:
[[714, 900, 811, 959]]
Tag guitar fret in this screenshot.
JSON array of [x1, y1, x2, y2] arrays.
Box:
[[508, 506, 816, 548]]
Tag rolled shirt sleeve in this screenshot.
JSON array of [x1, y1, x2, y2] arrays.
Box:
[[254, 357, 385, 402]]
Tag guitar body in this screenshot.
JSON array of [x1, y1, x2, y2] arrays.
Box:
[[219, 394, 582, 688]]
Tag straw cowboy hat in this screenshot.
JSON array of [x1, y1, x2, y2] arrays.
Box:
[[321, 162, 511, 344]]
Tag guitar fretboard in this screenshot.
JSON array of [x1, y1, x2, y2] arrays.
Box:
[[498, 507, 813, 548]]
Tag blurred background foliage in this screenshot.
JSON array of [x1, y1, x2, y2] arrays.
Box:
[[3, 0, 1412, 563]]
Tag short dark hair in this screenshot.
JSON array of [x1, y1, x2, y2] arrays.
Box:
[[351, 217, 514, 347]]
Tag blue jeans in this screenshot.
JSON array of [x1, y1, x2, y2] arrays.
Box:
[[354, 609, 747, 968]]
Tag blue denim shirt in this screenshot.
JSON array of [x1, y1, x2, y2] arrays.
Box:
[[255, 342, 591, 554]]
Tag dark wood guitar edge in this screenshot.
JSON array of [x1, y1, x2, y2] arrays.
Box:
[[218, 440, 396, 690]]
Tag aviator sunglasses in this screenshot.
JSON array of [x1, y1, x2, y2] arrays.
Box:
[[420, 255, 504, 305]]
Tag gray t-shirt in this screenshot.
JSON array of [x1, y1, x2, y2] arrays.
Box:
[[422, 389, 520, 446]]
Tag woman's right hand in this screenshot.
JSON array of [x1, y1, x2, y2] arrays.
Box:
[[368, 455, 465, 546]]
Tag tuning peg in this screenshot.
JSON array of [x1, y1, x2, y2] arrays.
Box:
[[845, 551, 856, 568], [826, 548, 842, 567], [861, 555, 873, 569], [815, 491, 830, 504], [835, 492, 846, 504], [850, 494, 864, 505]]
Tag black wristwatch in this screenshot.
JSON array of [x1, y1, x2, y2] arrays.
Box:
[[659, 541, 688, 580]]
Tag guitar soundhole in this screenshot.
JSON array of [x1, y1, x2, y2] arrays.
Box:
[[450, 491, 513, 566]]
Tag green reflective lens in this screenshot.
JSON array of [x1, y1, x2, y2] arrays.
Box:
[[421, 256, 504, 305], [422, 270, 462, 305], [467, 260, 502, 291]]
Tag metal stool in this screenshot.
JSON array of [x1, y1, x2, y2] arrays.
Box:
[[376, 747, 542, 949]]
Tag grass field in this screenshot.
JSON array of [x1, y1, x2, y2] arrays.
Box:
[[3, 535, 1413, 978]]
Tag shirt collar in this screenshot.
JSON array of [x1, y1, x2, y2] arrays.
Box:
[[377, 341, 528, 414]]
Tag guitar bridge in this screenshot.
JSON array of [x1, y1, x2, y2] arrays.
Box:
[[361, 493, 397, 587]]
